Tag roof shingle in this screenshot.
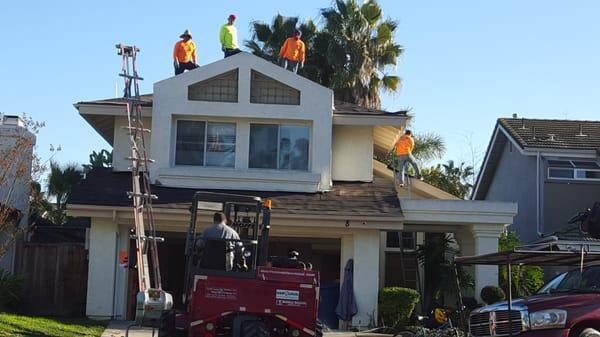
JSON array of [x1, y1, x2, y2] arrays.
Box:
[[68, 168, 402, 217], [500, 118, 600, 150]]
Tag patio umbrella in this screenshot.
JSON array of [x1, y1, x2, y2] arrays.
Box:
[[336, 258, 358, 322]]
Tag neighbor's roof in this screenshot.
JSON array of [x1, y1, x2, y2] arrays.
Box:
[[68, 168, 402, 217], [76, 94, 407, 117], [472, 117, 600, 200], [500, 118, 600, 150]]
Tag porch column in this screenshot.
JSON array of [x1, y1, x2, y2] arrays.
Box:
[[457, 224, 505, 301], [86, 218, 118, 319], [351, 229, 380, 328]]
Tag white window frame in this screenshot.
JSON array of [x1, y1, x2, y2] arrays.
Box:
[[547, 160, 600, 181], [173, 119, 236, 168], [384, 231, 417, 253], [248, 122, 311, 171]]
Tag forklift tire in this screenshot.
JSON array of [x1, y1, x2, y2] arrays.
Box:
[[242, 320, 269, 337], [158, 310, 176, 337], [315, 320, 324, 337], [580, 328, 600, 337]]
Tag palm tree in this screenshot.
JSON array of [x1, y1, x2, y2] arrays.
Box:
[[412, 133, 446, 163], [82, 149, 112, 173], [318, 0, 403, 109], [47, 161, 82, 224], [421, 161, 474, 199]]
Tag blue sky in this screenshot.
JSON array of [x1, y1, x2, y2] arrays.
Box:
[[1, 1, 599, 174]]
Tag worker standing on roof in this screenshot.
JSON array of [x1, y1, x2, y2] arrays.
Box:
[[279, 30, 305, 73], [393, 130, 422, 187], [220, 14, 241, 58], [173, 29, 198, 75]]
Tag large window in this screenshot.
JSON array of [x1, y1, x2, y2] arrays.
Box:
[[175, 120, 235, 167], [547, 160, 600, 181], [249, 124, 309, 170]]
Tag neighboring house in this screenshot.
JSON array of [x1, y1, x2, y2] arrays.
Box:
[[68, 52, 517, 325], [473, 116, 600, 245], [0, 115, 34, 272]]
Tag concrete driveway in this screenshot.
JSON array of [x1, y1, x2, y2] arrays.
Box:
[[101, 321, 390, 337]]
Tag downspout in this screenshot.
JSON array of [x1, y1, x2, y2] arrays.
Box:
[[536, 151, 543, 237]]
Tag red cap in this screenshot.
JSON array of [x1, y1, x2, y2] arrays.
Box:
[[228, 14, 237, 21]]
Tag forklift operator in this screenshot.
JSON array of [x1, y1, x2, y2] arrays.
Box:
[[200, 212, 241, 271]]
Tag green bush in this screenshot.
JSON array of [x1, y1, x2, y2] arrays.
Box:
[[378, 287, 420, 326], [499, 232, 544, 297], [480, 286, 505, 305], [0, 269, 23, 311]]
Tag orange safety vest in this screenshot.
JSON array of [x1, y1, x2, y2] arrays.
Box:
[[395, 135, 415, 156]]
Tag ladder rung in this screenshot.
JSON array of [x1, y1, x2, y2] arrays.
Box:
[[127, 192, 158, 200], [126, 157, 155, 163], [119, 73, 144, 80], [129, 235, 165, 243], [121, 126, 151, 133]]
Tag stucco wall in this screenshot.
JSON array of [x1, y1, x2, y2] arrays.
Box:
[[86, 218, 118, 318], [485, 141, 538, 243], [543, 178, 600, 235], [112, 116, 152, 172], [332, 125, 373, 181], [151, 53, 333, 193]]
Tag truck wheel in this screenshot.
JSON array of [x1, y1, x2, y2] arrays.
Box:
[[580, 328, 600, 337], [242, 320, 269, 337]]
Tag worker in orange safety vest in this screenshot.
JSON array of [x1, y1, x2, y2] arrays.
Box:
[[393, 129, 422, 187], [279, 30, 305, 73], [173, 29, 198, 75]]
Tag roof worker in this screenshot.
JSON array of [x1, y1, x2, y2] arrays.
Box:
[[393, 129, 422, 187], [220, 14, 241, 58], [201, 212, 240, 271], [173, 29, 198, 76], [279, 30, 306, 73]]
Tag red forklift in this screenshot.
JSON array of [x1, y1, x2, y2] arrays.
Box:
[[173, 192, 323, 337]]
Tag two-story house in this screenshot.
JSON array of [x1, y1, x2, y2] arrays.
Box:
[[473, 116, 600, 247], [68, 52, 517, 326]]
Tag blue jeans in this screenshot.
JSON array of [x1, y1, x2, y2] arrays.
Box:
[[224, 48, 241, 58], [281, 58, 299, 73], [395, 154, 421, 185]]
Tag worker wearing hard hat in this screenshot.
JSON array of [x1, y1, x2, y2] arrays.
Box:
[[279, 30, 306, 73], [393, 130, 422, 187], [173, 29, 198, 75], [220, 14, 241, 58]]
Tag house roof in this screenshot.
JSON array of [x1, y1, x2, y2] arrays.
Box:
[[68, 168, 402, 217], [76, 94, 406, 117], [473, 117, 600, 200], [500, 117, 600, 150]]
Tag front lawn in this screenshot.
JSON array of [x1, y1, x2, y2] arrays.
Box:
[[0, 313, 107, 337]]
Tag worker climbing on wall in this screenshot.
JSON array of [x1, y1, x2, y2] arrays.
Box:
[[173, 29, 198, 75], [279, 30, 305, 73], [220, 14, 241, 58], [393, 129, 422, 187]]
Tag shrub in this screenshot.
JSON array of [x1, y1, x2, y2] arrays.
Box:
[[378, 287, 420, 326], [480, 286, 505, 305], [499, 232, 544, 297], [0, 269, 23, 311]]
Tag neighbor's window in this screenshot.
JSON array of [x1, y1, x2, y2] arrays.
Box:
[[547, 160, 600, 181], [249, 124, 309, 170], [175, 120, 235, 167]]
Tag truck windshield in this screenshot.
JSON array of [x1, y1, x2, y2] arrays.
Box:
[[537, 266, 600, 294]]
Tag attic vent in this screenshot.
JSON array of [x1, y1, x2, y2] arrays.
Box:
[[576, 124, 587, 137], [547, 133, 557, 141], [188, 69, 239, 103], [250, 70, 300, 105], [520, 118, 527, 130], [532, 126, 537, 140]]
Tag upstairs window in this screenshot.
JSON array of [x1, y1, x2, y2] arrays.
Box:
[[250, 70, 300, 105], [175, 120, 236, 167], [249, 124, 309, 170], [547, 160, 600, 181], [188, 69, 239, 103]]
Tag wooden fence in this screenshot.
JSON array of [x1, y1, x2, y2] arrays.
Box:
[[15, 243, 88, 316]]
